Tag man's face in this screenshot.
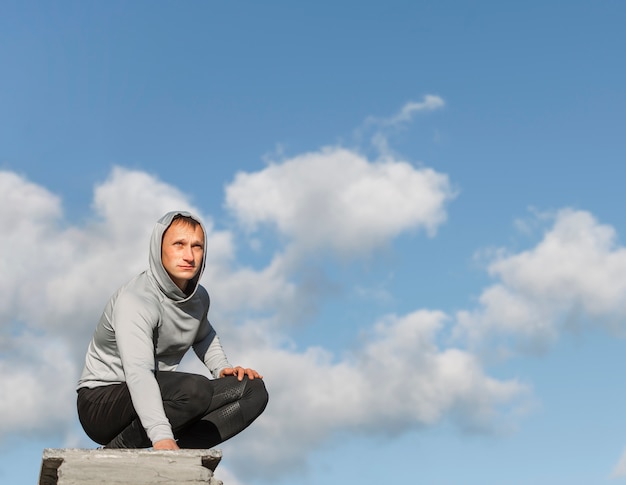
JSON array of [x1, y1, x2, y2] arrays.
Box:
[[161, 220, 205, 291]]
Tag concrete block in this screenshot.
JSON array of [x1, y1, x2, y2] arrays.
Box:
[[38, 448, 223, 485]]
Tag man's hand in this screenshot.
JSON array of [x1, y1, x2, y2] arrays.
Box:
[[153, 439, 180, 450], [220, 366, 263, 381]]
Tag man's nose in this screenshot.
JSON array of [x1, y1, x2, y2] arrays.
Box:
[[183, 245, 194, 261]]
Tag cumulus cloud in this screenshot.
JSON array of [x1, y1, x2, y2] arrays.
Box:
[[0, 168, 205, 344], [204, 253, 298, 319], [0, 333, 76, 437], [0, 167, 211, 439], [0, 172, 63, 325], [225, 146, 455, 257], [0, 165, 527, 483], [221, 311, 528, 477], [454, 209, 626, 353]]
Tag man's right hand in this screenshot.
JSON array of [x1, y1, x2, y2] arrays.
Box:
[[153, 439, 180, 450]]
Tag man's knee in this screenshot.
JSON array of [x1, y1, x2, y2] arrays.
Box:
[[250, 378, 269, 404], [241, 377, 269, 422]]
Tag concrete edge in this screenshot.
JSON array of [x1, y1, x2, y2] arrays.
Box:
[[38, 448, 223, 485]]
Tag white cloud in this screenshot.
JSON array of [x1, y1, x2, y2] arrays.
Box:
[[225, 146, 455, 257], [355, 311, 526, 431], [0, 168, 205, 343], [0, 166, 527, 483], [12, 167, 626, 483], [364, 95, 445, 129], [0, 171, 62, 324], [0, 333, 76, 436], [221, 311, 528, 477], [203, 253, 298, 318], [384, 95, 446, 126], [0, 168, 212, 438], [361, 95, 446, 154], [455, 209, 626, 352]]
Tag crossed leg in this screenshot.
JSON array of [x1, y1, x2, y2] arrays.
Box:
[[77, 371, 268, 448]]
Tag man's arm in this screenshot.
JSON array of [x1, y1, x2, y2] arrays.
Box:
[[114, 294, 174, 445]]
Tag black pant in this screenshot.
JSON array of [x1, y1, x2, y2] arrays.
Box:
[[77, 372, 268, 448]]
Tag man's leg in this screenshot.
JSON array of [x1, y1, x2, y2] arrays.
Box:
[[175, 375, 269, 449], [103, 372, 215, 448], [79, 372, 268, 449], [77, 384, 137, 445], [158, 372, 215, 431]]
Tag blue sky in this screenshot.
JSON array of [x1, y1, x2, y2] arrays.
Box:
[[1, 2, 626, 484]]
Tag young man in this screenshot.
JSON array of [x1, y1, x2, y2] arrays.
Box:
[[77, 211, 268, 450]]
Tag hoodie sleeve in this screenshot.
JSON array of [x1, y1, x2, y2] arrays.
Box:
[[113, 292, 174, 444], [193, 318, 231, 379]]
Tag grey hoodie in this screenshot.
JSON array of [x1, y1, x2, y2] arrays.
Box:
[[78, 211, 231, 444]]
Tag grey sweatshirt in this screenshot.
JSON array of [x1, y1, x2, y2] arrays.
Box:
[[78, 211, 231, 444]]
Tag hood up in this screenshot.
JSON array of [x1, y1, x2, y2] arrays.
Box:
[[148, 210, 207, 302]]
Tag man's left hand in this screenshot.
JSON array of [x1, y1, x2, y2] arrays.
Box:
[[220, 366, 263, 381]]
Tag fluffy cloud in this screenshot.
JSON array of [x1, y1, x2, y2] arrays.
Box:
[[221, 311, 527, 477], [0, 168, 210, 438], [0, 165, 534, 483], [0, 172, 63, 325], [0, 168, 203, 342], [455, 209, 626, 352], [0, 333, 76, 437], [225, 147, 454, 257]]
